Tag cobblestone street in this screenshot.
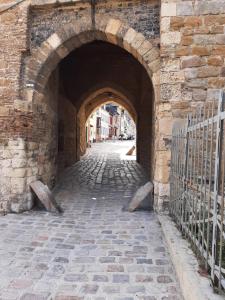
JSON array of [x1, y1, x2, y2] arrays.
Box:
[[0, 141, 182, 300]]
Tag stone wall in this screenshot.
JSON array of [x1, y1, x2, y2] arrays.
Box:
[[156, 0, 225, 209], [2, 0, 224, 213], [161, 0, 225, 115], [30, 1, 92, 49], [0, 0, 160, 213], [30, 0, 160, 49], [30, 69, 78, 192], [136, 76, 155, 179], [0, 1, 30, 213], [36, 69, 59, 189], [58, 94, 77, 174], [95, 0, 160, 41]]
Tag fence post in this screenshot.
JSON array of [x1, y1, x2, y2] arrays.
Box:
[[181, 115, 189, 229], [211, 90, 224, 284]]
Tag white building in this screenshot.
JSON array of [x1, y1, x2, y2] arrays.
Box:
[[96, 105, 110, 141]]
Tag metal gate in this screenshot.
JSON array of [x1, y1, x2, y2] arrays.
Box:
[[170, 90, 225, 292]]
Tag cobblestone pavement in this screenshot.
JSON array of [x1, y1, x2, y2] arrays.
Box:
[[0, 141, 183, 300]]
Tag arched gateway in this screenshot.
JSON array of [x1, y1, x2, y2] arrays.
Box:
[[1, 14, 164, 214]]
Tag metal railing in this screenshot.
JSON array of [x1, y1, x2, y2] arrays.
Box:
[[170, 90, 225, 293]]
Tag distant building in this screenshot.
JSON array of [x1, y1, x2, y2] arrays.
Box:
[[120, 109, 136, 139], [86, 103, 136, 145], [86, 113, 97, 144], [106, 104, 121, 140], [97, 105, 110, 141]]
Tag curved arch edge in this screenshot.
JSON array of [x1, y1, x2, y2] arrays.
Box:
[[23, 15, 160, 103]]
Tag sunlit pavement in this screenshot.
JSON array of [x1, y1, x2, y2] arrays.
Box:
[[0, 141, 182, 300]]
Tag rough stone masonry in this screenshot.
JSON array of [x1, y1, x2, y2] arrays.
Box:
[[0, 0, 225, 213]]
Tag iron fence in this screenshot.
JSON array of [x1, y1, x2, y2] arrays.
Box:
[[170, 90, 225, 293]]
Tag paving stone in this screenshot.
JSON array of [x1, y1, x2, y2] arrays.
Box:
[[136, 275, 153, 282], [55, 296, 83, 300], [73, 257, 95, 263], [64, 274, 88, 282], [55, 244, 74, 250], [54, 257, 69, 263], [99, 257, 115, 263], [79, 284, 99, 294], [157, 275, 174, 284], [10, 279, 33, 289], [154, 247, 166, 253], [93, 275, 109, 282], [156, 259, 169, 265], [113, 274, 130, 283], [107, 265, 124, 272], [115, 298, 134, 300], [20, 293, 49, 300], [119, 257, 134, 264], [127, 265, 145, 272], [0, 142, 182, 299], [102, 230, 112, 234], [161, 297, 180, 300], [102, 285, 120, 294], [127, 286, 146, 293], [138, 297, 157, 300], [137, 258, 153, 264]]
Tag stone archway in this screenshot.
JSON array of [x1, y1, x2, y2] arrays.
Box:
[[23, 16, 160, 104], [9, 16, 161, 213], [77, 87, 137, 157]]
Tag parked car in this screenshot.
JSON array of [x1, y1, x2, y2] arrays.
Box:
[[127, 135, 135, 140], [119, 133, 128, 140]]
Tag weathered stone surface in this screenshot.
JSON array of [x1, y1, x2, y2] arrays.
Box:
[[161, 17, 171, 32], [30, 181, 60, 213], [184, 16, 202, 27], [181, 56, 202, 69], [123, 28, 137, 52], [181, 36, 193, 46], [161, 3, 177, 17], [194, 34, 216, 45], [157, 275, 173, 283], [177, 2, 193, 16], [207, 89, 221, 101], [208, 56, 223, 66], [11, 177, 26, 194], [126, 145, 135, 156], [192, 46, 210, 56], [184, 68, 198, 79], [105, 19, 122, 44], [194, 1, 225, 15], [0, 142, 185, 299], [161, 32, 181, 45], [128, 181, 153, 212], [197, 66, 221, 78], [21, 293, 49, 300], [192, 89, 207, 101], [47, 33, 62, 49], [0, 4, 224, 279], [170, 17, 184, 30]]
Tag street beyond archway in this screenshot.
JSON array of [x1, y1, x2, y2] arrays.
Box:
[[0, 141, 182, 300]]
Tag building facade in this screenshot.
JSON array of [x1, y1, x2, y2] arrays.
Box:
[[86, 104, 135, 143], [0, 0, 225, 213]]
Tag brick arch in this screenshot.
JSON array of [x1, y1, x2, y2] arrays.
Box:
[[78, 87, 137, 122], [86, 100, 136, 124], [20, 16, 160, 211], [77, 87, 137, 156], [24, 16, 160, 102]]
